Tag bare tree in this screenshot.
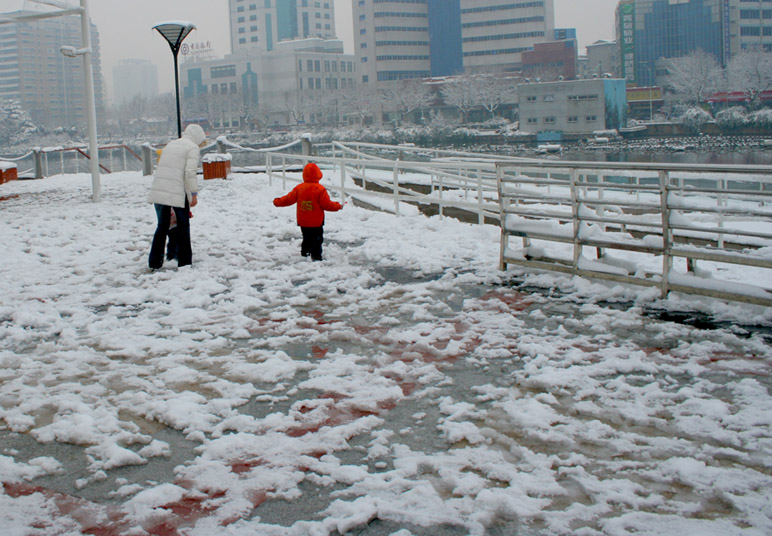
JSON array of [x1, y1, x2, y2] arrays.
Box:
[[340, 85, 381, 125], [664, 50, 724, 106], [476, 74, 518, 119], [380, 78, 433, 124], [727, 49, 772, 109], [441, 75, 479, 123], [280, 91, 317, 125]]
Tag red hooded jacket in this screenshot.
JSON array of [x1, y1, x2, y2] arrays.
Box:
[[273, 163, 342, 227]]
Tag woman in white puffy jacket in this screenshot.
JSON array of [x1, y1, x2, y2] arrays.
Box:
[[147, 123, 207, 269]]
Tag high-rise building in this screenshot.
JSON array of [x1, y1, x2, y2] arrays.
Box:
[[229, 0, 336, 53], [112, 59, 159, 106], [0, 13, 105, 129], [353, 0, 555, 86], [730, 0, 772, 54], [615, 0, 770, 87]]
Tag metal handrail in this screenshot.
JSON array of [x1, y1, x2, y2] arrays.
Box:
[[497, 160, 772, 306]]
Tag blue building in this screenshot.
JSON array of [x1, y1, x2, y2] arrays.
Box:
[[617, 0, 727, 87], [229, 0, 336, 53]]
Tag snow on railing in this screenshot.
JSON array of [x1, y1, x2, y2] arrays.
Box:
[[497, 159, 772, 306]]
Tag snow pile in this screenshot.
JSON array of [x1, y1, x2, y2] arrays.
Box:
[[0, 170, 770, 535]]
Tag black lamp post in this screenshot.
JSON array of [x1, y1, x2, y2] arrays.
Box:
[[153, 21, 196, 138]]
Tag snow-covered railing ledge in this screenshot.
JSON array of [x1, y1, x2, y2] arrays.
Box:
[[262, 147, 500, 222], [0, 151, 34, 161], [215, 136, 304, 154], [497, 160, 772, 307]]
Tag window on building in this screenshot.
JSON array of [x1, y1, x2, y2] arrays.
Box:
[[567, 116, 578, 123], [212, 65, 237, 78], [363, 75, 369, 83], [544, 117, 556, 124], [586, 115, 598, 122], [526, 118, 537, 124], [251, 36, 258, 42], [315, 60, 321, 71], [238, 16, 245, 23], [299, 60, 302, 72], [230, 82, 237, 93], [526, 96, 537, 102], [543, 95, 554, 102], [308, 59, 314, 71]]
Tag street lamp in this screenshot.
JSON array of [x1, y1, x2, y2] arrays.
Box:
[[153, 21, 196, 138]]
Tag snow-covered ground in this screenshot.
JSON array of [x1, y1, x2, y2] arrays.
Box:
[[0, 170, 771, 535]]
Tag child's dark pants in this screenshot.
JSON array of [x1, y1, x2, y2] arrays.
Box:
[[300, 226, 324, 261]]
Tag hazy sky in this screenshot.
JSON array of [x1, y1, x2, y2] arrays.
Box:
[[25, 0, 619, 102]]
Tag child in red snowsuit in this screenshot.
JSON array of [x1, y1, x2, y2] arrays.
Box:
[[273, 162, 342, 261]]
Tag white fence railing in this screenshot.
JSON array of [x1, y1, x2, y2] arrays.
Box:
[[1, 145, 144, 178], [264, 143, 772, 306], [265, 142, 506, 223], [497, 160, 772, 306]]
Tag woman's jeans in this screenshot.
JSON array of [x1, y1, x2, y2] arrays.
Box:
[[149, 202, 191, 269]]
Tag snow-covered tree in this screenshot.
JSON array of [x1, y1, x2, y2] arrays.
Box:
[[715, 106, 748, 131], [664, 50, 724, 106], [727, 49, 772, 109], [441, 76, 479, 123], [0, 100, 39, 147], [380, 79, 433, 124], [476, 74, 518, 119], [679, 106, 712, 133], [749, 108, 772, 129], [340, 86, 381, 125]]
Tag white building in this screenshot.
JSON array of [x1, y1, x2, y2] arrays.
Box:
[[182, 38, 355, 129], [112, 59, 158, 106], [353, 0, 555, 86], [583, 40, 620, 79], [518, 78, 628, 138]]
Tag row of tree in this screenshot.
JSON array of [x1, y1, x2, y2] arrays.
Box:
[[665, 49, 772, 109]]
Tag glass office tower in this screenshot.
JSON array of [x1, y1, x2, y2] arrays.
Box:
[[617, 0, 727, 86]]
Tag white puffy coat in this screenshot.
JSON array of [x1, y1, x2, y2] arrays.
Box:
[[147, 124, 206, 207]]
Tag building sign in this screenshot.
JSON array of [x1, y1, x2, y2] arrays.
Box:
[[619, 2, 636, 85], [181, 41, 216, 62]]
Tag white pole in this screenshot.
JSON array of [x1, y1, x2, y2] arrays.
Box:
[[80, 0, 100, 202]]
